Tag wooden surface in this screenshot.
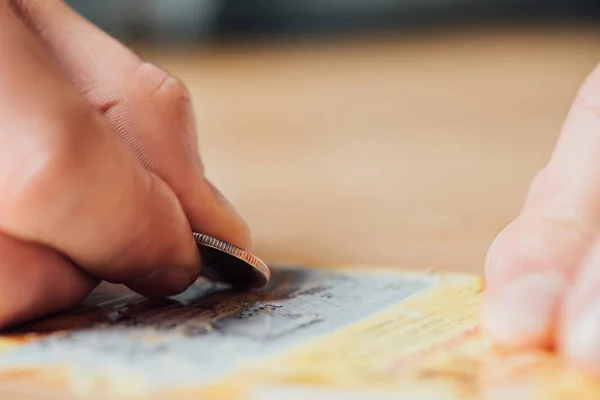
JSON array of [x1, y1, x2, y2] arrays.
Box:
[[138, 24, 600, 274]]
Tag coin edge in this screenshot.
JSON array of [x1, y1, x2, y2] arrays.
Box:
[[192, 232, 271, 285]]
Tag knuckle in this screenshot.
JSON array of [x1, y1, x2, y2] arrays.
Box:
[[484, 210, 592, 283], [518, 215, 589, 267], [135, 62, 191, 105], [537, 213, 593, 250]]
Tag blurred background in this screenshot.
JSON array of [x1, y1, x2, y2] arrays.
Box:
[[66, 1, 600, 274]]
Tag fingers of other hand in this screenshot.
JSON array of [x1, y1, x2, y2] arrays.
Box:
[[561, 64, 600, 370], [561, 235, 600, 374], [483, 62, 600, 368], [11, 0, 251, 249], [0, 7, 200, 298]]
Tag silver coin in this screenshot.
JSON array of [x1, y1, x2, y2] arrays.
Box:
[[193, 232, 270, 289]]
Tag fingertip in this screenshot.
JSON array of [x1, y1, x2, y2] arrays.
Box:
[[559, 236, 600, 375], [126, 175, 203, 296], [482, 217, 571, 349], [561, 298, 600, 376], [484, 168, 546, 278], [92, 170, 203, 296], [194, 179, 252, 250], [127, 262, 200, 297], [481, 269, 565, 349]]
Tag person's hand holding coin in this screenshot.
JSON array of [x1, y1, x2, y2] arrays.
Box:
[[0, 1, 250, 328], [483, 62, 600, 374]]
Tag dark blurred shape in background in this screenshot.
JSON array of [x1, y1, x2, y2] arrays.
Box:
[[66, 0, 600, 44]]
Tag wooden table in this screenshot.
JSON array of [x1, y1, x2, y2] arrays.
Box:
[[138, 24, 600, 274]]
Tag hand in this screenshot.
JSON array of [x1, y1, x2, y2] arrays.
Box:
[[482, 61, 600, 373], [0, 1, 250, 328]]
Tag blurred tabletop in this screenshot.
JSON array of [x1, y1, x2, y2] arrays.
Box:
[[137, 24, 600, 275]]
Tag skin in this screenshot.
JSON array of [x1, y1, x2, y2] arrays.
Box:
[[5, 0, 600, 377], [483, 61, 600, 374], [0, 0, 250, 328]]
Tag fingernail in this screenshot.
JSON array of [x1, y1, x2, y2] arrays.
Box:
[[482, 270, 565, 346], [205, 179, 245, 221], [204, 179, 252, 248], [565, 299, 600, 369]]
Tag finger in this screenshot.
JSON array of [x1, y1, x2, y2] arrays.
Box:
[[559, 233, 600, 374], [0, 231, 96, 329], [0, 5, 200, 296], [482, 63, 600, 348], [11, 0, 251, 249]]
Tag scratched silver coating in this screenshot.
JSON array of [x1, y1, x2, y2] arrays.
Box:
[[194, 232, 270, 289], [0, 266, 435, 397]]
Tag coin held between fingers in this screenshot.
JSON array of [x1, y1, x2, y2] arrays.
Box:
[[193, 232, 270, 289]]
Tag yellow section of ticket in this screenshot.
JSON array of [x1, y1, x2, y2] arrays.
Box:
[[200, 271, 600, 400]]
